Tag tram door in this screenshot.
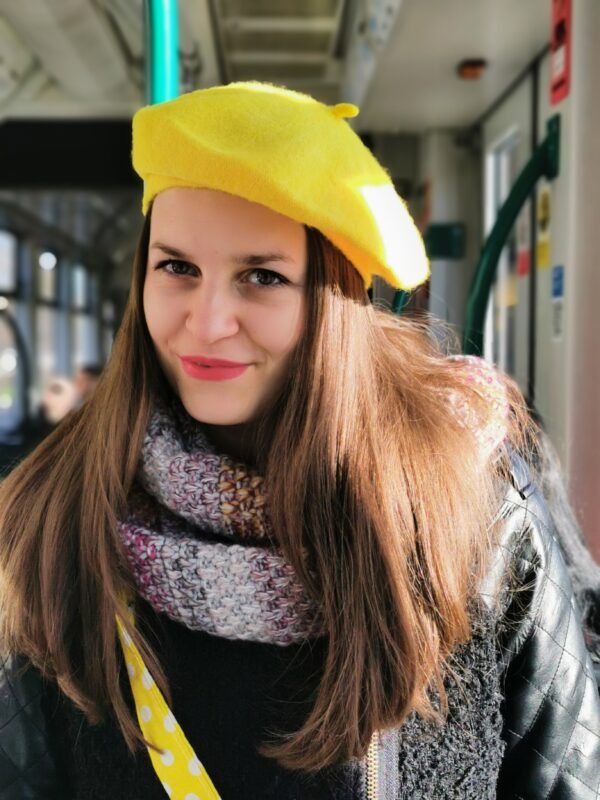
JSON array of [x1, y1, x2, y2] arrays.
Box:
[[482, 81, 535, 399]]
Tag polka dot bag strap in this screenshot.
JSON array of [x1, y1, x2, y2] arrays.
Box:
[[116, 604, 221, 800]]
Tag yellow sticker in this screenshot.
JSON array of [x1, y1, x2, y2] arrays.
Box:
[[537, 240, 551, 270], [537, 186, 552, 269]]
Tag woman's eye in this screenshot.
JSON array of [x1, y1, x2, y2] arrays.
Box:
[[156, 259, 196, 276], [245, 269, 288, 287]]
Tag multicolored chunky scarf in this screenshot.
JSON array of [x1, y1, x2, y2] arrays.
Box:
[[119, 357, 508, 647], [118, 400, 319, 645]]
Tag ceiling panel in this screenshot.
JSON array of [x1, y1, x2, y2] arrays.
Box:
[[220, 0, 339, 18], [214, 0, 345, 101], [223, 29, 332, 53], [230, 61, 327, 81], [359, 0, 550, 131]]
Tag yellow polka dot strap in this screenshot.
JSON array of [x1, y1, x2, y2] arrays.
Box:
[[116, 610, 221, 800]]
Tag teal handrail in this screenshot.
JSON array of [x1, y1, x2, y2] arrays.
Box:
[[392, 289, 409, 314], [463, 114, 561, 355], [146, 0, 179, 104]]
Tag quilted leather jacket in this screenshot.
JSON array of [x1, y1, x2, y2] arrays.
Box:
[[1, 459, 600, 799]]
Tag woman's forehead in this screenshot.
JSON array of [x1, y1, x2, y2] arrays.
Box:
[[150, 188, 306, 256]]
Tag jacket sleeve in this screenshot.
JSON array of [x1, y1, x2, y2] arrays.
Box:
[[0, 652, 67, 800], [492, 458, 600, 799]]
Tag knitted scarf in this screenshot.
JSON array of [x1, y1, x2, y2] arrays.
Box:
[[119, 400, 319, 645], [119, 356, 508, 647]]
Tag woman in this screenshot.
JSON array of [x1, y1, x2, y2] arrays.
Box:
[[0, 82, 599, 800]]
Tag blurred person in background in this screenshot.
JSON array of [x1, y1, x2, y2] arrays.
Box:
[[0, 377, 76, 478], [25, 375, 77, 447], [40, 375, 78, 427], [0, 83, 599, 800], [73, 364, 103, 407]]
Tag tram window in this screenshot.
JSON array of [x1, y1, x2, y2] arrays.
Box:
[[89, 273, 98, 308], [0, 309, 21, 432], [103, 327, 114, 359], [0, 231, 17, 293], [71, 264, 89, 310], [485, 133, 527, 389], [36, 249, 58, 302], [101, 301, 115, 359], [36, 307, 58, 391], [102, 300, 115, 325], [72, 314, 99, 367]]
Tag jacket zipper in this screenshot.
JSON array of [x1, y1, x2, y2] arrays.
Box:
[[366, 731, 379, 800]]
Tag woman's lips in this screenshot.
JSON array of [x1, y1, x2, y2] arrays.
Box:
[[179, 356, 250, 382]]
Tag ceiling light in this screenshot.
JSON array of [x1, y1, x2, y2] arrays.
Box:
[[457, 58, 488, 80], [39, 251, 57, 271]]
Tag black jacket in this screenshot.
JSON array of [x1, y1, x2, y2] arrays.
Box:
[[1, 461, 600, 799]]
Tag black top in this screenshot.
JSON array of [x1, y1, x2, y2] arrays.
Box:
[[43, 600, 359, 800]]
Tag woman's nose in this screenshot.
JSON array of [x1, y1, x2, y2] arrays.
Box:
[[184, 284, 240, 343]]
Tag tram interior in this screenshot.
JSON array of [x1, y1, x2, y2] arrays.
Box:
[[0, 2, 598, 568]]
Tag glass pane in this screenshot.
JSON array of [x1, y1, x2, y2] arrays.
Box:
[[102, 300, 115, 324], [36, 306, 58, 388], [89, 273, 98, 307], [72, 313, 99, 367], [37, 249, 58, 301], [103, 326, 113, 359], [486, 135, 530, 394], [0, 309, 21, 431], [0, 231, 17, 293], [71, 264, 88, 309]]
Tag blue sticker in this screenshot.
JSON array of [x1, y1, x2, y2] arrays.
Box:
[[552, 265, 564, 298]]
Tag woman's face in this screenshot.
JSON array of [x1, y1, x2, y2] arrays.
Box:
[[144, 188, 307, 426]]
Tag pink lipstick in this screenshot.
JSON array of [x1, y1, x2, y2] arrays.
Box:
[[180, 356, 249, 382]]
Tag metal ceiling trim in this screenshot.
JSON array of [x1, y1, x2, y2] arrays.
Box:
[[228, 51, 329, 64], [221, 16, 337, 33]]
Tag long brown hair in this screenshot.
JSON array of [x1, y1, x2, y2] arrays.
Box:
[[0, 216, 528, 770]]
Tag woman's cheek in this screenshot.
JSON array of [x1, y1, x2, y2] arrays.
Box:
[[247, 298, 304, 357], [145, 288, 179, 344]]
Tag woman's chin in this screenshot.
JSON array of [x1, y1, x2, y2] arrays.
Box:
[[179, 399, 255, 428]]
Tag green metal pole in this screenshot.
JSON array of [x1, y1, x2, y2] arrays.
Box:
[[392, 289, 409, 315], [463, 114, 560, 355], [146, 0, 180, 104]]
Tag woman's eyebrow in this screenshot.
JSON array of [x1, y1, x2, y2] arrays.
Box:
[[233, 252, 294, 267], [150, 242, 295, 267], [150, 242, 189, 259]]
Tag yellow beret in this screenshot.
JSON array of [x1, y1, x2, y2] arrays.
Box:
[[131, 82, 429, 290]]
